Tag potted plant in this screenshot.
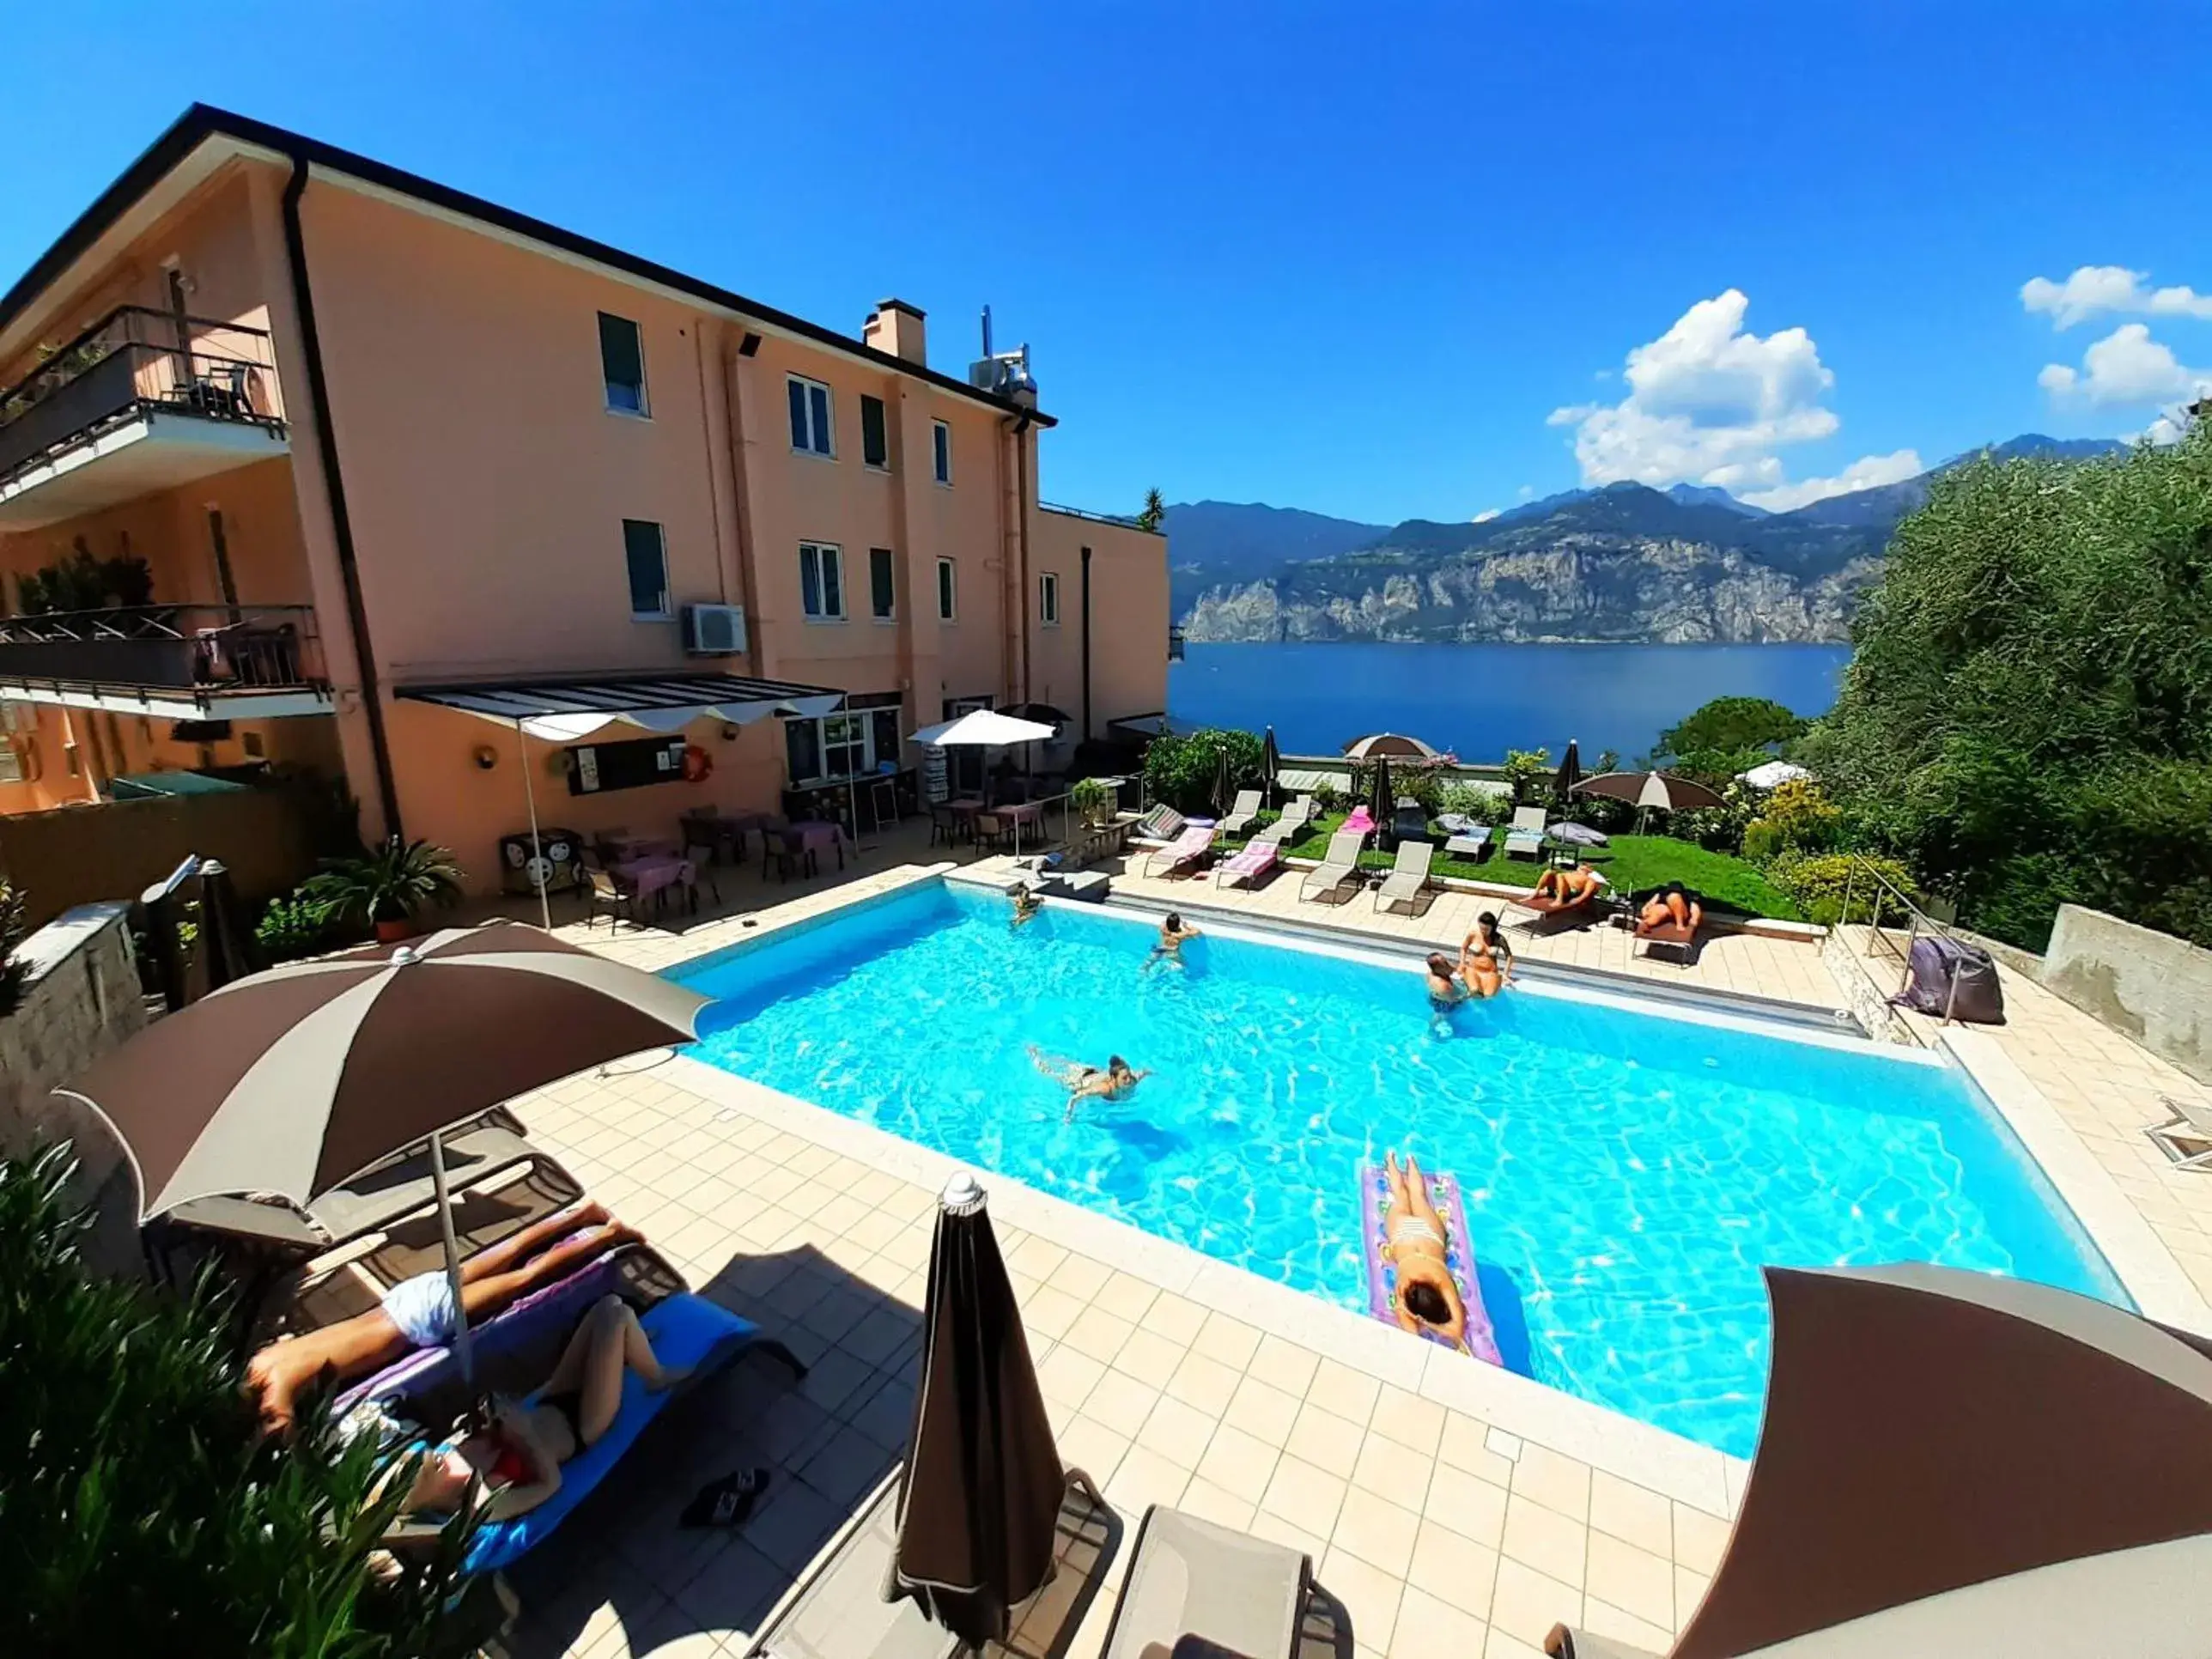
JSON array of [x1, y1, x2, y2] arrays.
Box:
[[302, 836, 465, 943], [1070, 776, 1114, 829]]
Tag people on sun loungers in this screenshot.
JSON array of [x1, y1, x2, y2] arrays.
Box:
[[1459, 912, 1514, 998], [392, 1293, 690, 1521], [1534, 863, 1606, 905], [1425, 953, 1467, 1008], [1382, 1152, 1471, 1354], [1029, 1045, 1150, 1120], [246, 1200, 639, 1434], [1638, 882, 1704, 937], [1011, 885, 1042, 927], [1146, 911, 1201, 969]]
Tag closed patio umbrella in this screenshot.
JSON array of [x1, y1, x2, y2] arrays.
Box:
[[56, 920, 707, 1378], [1553, 738, 1583, 801], [195, 857, 262, 994], [1261, 726, 1281, 809], [1210, 742, 1234, 818], [888, 1172, 1069, 1649], [1368, 754, 1394, 850]]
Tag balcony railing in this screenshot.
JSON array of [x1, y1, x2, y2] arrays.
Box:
[[0, 306, 285, 486], [1038, 499, 1153, 532], [0, 605, 325, 695]]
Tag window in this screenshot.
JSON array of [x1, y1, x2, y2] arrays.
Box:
[[1039, 571, 1060, 627], [861, 395, 889, 468], [869, 548, 896, 621], [788, 374, 834, 456], [932, 419, 952, 484], [622, 519, 669, 618], [0, 702, 25, 784], [783, 692, 903, 783], [599, 313, 647, 415], [935, 556, 957, 621], [799, 541, 845, 620]]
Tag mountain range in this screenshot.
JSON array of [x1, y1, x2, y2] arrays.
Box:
[[1170, 435, 2127, 645]]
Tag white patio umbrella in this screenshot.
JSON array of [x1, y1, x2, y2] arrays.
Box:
[[909, 709, 1059, 856], [1740, 758, 1814, 789]]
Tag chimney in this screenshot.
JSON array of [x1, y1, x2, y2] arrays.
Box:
[[862, 298, 927, 366]]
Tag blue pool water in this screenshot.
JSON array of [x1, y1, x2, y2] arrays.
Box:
[[677, 884, 2125, 1455]]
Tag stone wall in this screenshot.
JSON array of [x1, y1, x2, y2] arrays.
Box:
[[1, 902, 149, 1272], [2044, 905, 2212, 1085], [1820, 925, 1917, 1046]]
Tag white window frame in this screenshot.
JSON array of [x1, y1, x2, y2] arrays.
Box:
[[869, 546, 896, 623], [599, 312, 649, 418], [789, 374, 836, 458], [621, 518, 671, 621], [799, 540, 847, 622], [1039, 570, 1060, 628], [786, 702, 903, 785], [932, 418, 952, 485], [935, 556, 957, 622]]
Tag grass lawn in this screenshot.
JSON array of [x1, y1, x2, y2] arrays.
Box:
[[1232, 811, 1802, 920]]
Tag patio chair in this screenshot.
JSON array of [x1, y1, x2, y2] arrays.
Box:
[[676, 825, 723, 904], [1298, 828, 1368, 902], [1445, 823, 1492, 860], [974, 810, 1011, 854], [1214, 839, 1280, 890], [1372, 840, 1436, 914], [1102, 1506, 1312, 1659], [584, 866, 641, 929], [1256, 795, 1316, 845], [1218, 789, 1264, 837], [2147, 1094, 2212, 1170], [1140, 823, 1216, 878], [1504, 805, 1551, 859], [1133, 803, 1188, 841]]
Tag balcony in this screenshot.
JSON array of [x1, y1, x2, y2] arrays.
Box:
[[0, 604, 332, 719], [0, 307, 289, 529]]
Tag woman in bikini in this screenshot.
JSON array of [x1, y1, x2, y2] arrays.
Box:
[[1028, 1045, 1151, 1120], [1636, 882, 1705, 937], [1382, 1151, 1470, 1353], [246, 1200, 639, 1434], [1458, 911, 1514, 998], [1146, 911, 1201, 969], [391, 1293, 690, 1522]]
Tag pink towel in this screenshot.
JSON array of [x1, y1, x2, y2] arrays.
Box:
[[1224, 842, 1278, 876]]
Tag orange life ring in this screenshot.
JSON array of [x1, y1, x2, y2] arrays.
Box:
[[682, 743, 714, 783]]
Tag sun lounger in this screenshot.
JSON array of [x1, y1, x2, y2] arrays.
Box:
[[1215, 840, 1280, 889], [1504, 805, 1551, 860], [1102, 1506, 1312, 1659], [1516, 873, 1609, 926], [2147, 1095, 2212, 1170], [1255, 795, 1316, 845], [1133, 804, 1187, 841], [1372, 840, 1435, 914], [1633, 918, 1700, 964], [1218, 789, 1263, 837], [1298, 828, 1368, 902], [1140, 823, 1215, 877]]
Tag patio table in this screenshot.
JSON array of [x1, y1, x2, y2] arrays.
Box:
[[604, 832, 678, 862], [617, 854, 696, 915], [779, 820, 849, 878]]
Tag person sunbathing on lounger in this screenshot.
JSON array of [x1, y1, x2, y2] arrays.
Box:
[[1382, 1151, 1470, 1354], [1459, 912, 1514, 998], [393, 1293, 690, 1522], [246, 1200, 639, 1434], [1533, 863, 1606, 906], [1029, 1045, 1150, 1120], [1637, 882, 1704, 937]]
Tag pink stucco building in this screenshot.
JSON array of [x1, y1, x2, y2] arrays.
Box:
[[0, 106, 1169, 891]]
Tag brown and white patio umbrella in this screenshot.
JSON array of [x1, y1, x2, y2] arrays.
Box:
[[1342, 732, 1437, 762], [887, 1172, 1069, 1649], [1571, 769, 1726, 813], [56, 920, 707, 1375]]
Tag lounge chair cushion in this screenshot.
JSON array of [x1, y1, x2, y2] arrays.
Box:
[[1104, 1506, 1309, 1659], [461, 1291, 763, 1572]]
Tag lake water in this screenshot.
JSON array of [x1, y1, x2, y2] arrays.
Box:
[[1168, 641, 1850, 761]]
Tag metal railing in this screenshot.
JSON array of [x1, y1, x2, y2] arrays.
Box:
[[0, 604, 325, 694], [1835, 852, 1978, 1025], [0, 306, 285, 485], [1038, 499, 1153, 532]]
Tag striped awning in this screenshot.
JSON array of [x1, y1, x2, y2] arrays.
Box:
[[398, 672, 844, 742]]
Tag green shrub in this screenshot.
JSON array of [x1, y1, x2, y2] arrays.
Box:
[[1770, 850, 1917, 925], [1657, 696, 1806, 759], [1741, 779, 1844, 866], [1141, 728, 1265, 814], [0, 1145, 468, 1654], [1502, 747, 1552, 805], [1069, 776, 1114, 827], [1310, 781, 1342, 814], [301, 837, 465, 933], [255, 894, 332, 963], [1438, 781, 1492, 819]]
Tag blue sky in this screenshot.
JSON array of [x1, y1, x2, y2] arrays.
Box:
[[7, 3, 2210, 524]]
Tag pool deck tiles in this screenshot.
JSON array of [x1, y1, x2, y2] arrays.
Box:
[[467, 834, 2212, 1656]]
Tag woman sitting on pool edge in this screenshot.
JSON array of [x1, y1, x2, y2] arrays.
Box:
[[1459, 911, 1514, 998], [1028, 1045, 1150, 1120], [1382, 1151, 1471, 1353], [1146, 911, 1201, 969]]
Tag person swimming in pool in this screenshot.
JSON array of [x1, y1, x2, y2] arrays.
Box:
[[1011, 884, 1042, 927], [1146, 911, 1201, 969], [1425, 953, 1468, 1009], [1028, 1045, 1150, 1120], [1382, 1150, 1471, 1353], [1458, 911, 1514, 998]]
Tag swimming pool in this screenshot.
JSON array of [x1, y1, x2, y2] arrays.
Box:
[[675, 883, 2126, 1455]]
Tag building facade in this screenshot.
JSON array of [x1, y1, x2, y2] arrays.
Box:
[[0, 107, 1168, 892]]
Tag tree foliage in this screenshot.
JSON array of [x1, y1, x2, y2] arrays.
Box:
[[1136, 488, 1166, 534], [1141, 726, 1265, 812], [0, 1146, 468, 1655], [1656, 696, 1806, 762], [1802, 429, 2212, 949]]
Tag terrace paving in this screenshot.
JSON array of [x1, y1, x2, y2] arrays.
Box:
[[459, 826, 2209, 1659]]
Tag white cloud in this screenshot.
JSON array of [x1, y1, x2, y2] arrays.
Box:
[[1550, 289, 1907, 509], [1516, 484, 1534, 500], [1471, 507, 1501, 523], [2128, 413, 2187, 447], [1736, 448, 1925, 513], [2021, 265, 2212, 330], [2039, 322, 2212, 407]]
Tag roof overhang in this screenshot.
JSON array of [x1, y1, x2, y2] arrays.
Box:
[[0, 679, 333, 720], [397, 672, 843, 742], [0, 106, 1054, 426]]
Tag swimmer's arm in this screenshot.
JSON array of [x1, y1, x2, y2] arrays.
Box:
[[1393, 1303, 1422, 1337]]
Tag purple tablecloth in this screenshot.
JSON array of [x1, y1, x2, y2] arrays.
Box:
[[617, 854, 693, 904]]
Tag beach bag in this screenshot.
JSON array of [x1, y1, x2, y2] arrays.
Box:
[[1891, 935, 2005, 1024]]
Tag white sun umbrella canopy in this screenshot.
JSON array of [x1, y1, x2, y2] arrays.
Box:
[[1740, 758, 1814, 790]]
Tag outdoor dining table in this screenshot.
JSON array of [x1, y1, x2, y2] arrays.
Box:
[[616, 854, 697, 915], [604, 832, 678, 862], [779, 820, 849, 878]]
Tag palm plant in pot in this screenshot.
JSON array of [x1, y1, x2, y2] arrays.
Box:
[[1070, 776, 1114, 829], [302, 837, 465, 944]]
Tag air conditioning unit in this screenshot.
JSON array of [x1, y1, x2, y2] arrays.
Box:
[[682, 603, 747, 655]]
